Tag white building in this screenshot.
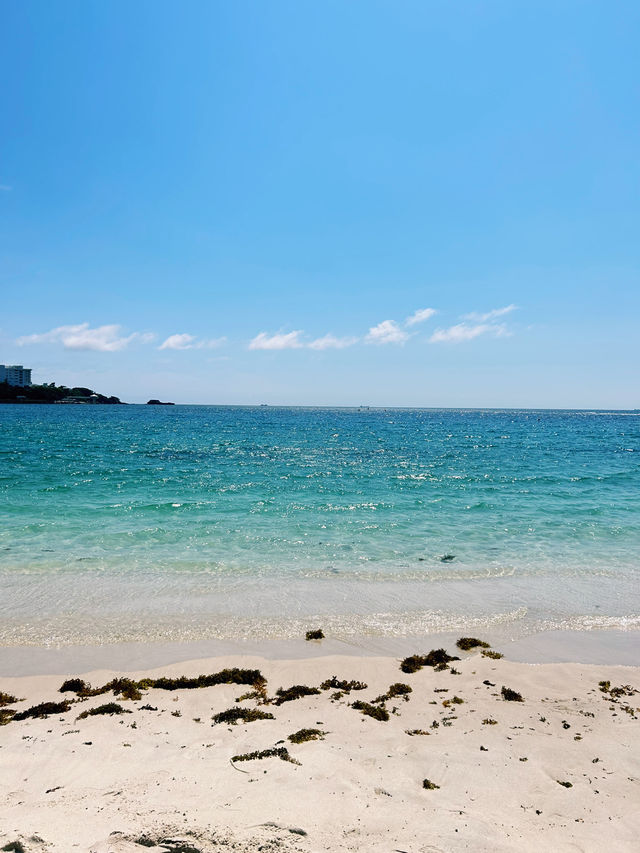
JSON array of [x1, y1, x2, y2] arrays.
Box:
[[0, 364, 32, 387]]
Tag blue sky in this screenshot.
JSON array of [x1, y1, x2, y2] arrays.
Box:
[[1, 0, 638, 406]]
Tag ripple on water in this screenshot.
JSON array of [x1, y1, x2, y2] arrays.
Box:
[[0, 405, 639, 644]]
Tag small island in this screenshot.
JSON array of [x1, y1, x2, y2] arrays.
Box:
[[146, 399, 175, 405]]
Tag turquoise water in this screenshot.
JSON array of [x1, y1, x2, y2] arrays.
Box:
[[1, 405, 639, 646]]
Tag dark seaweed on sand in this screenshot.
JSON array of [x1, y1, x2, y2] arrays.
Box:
[[456, 637, 490, 651], [305, 629, 325, 640], [105, 678, 143, 700], [138, 668, 267, 692], [599, 681, 637, 699], [232, 746, 300, 765], [288, 727, 327, 743], [320, 676, 367, 692], [235, 689, 266, 703], [273, 685, 321, 705], [212, 707, 274, 725], [400, 649, 460, 674], [77, 703, 132, 719], [60, 668, 267, 703], [501, 686, 524, 702], [373, 683, 412, 704], [59, 678, 90, 695], [0, 691, 19, 708], [0, 709, 16, 726], [351, 700, 389, 722], [12, 701, 72, 721], [59, 677, 142, 700]]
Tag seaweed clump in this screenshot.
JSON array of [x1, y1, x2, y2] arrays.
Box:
[[456, 637, 490, 651], [61, 668, 268, 701], [501, 686, 524, 702], [138, 668, 267, 692], [351, 700, 389, 722], [59, 676, 142, 701], [12, 701, 72, 721], [235, 689, 266, 703], [0, 691, 19, 707], [599, 681, 637, 699], [373, 683, 412, 704], [109, 678, 143, 700], [212, 707, 274, 725], [400, 649, 460, 674], [305, 629, 325, 641], [273, 685, 321, 706], [598, 681, 638, 717], [232, 746, 300, 765], [320, 676, 367, 692], [77, 703, 132, 720], [288, 728, 326, 744], [557, 780, 573, 788], [59, 678, 90, 695], [0, 709, 16, 726], [482, 649, 504, 660], [422, 778, 440, 790]]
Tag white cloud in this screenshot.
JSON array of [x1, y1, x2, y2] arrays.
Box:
[[158, 333, 196, 349], [17, 323, 152, 352], [429, 322, 510, 343], [307, 334, 358, 350], [159, 333, 196, 350], [365, 320, 409, 345], [160, 333, 226, 350], [249, 331, 304, 350], [405, 307, 437, 327], [463, 304, 517, 323]]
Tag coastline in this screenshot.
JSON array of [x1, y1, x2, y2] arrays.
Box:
[[2, 403, 639, 850], [1, 626, 639, 678], [1, 633, 639, 852]]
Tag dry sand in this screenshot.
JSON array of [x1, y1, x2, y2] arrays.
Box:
[[0, 641, 639, 852]]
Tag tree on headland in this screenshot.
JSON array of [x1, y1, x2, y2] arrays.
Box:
[[0, 381, 123, 404]]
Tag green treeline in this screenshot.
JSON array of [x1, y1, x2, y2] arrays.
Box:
[[0, 381, 123, 404]]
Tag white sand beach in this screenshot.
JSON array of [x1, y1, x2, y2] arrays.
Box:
[[1, 639, 639, 852]]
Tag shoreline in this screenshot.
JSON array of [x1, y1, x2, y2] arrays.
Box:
[[1, 626, 639, 678]]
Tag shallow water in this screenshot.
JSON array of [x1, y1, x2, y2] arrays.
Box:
[[1, 405, 639, 646]]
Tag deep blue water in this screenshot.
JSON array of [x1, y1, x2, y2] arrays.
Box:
[[1, 405, 639, 646]]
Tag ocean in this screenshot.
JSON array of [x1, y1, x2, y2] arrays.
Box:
[[1, 405, 639, 648]]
